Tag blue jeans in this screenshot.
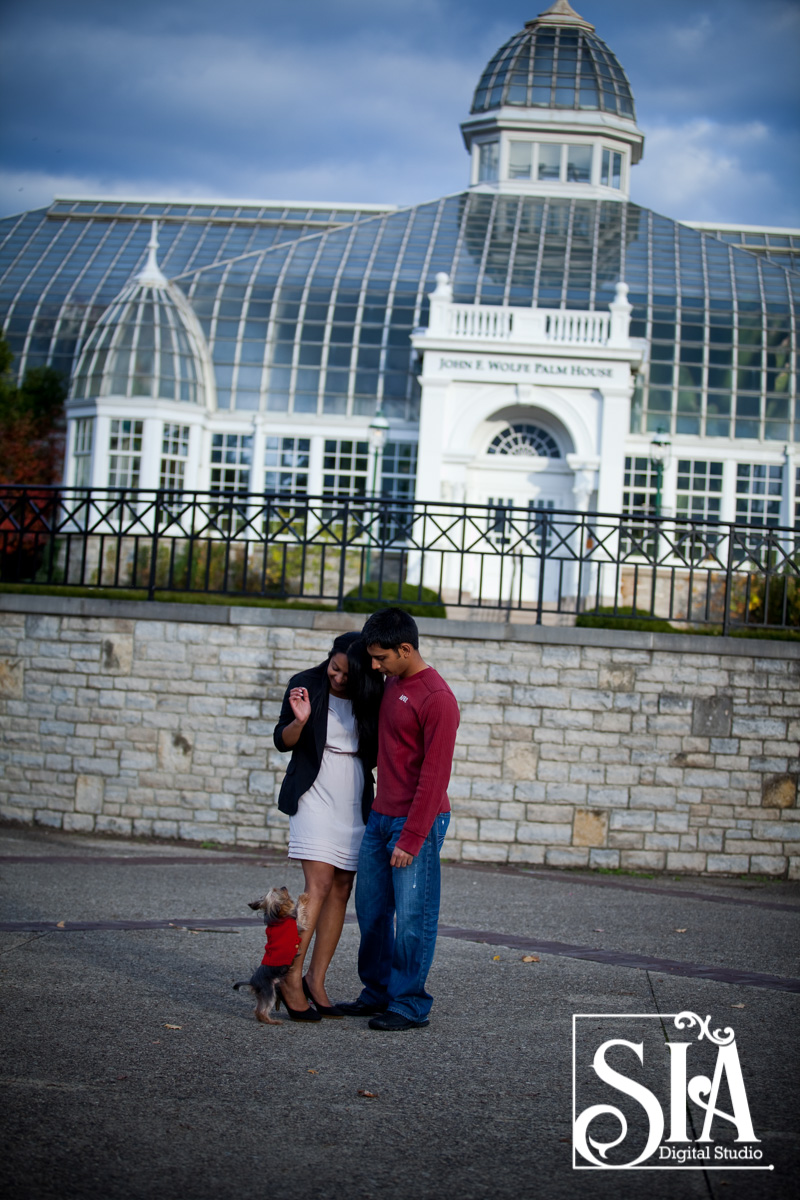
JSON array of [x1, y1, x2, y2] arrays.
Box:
[[354, 810, 450, 1023]]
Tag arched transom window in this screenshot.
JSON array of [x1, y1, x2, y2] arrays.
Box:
[[488, 423, 561, 458]]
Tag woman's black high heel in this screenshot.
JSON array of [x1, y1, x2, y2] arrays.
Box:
[[275, 983, 322, 1022], [303, 976, 345, 1018]]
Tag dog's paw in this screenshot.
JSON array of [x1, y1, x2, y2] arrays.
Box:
[[296, 891, 311, 930]]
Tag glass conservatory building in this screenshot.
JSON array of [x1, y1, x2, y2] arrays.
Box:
[[1, 0, 798, 532]]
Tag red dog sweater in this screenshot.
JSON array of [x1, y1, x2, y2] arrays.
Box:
[[261, 916, 301, 967]]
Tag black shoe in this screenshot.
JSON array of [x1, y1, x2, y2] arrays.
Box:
[[303, 976, 344, 1018], [275, 984, 322, 1022], [335, 998, 388, 1017], [368, 1011, 429, 1031]]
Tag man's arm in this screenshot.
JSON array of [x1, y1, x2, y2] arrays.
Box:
[[393, 689, 459, 861]]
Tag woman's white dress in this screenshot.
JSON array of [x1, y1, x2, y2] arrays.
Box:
[[288, 695, 365, 870]]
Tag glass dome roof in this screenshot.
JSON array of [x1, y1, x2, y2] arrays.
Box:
[[471, 3, 636, 120], [71, 227, 213, 406], [3, 188, 796, 445]]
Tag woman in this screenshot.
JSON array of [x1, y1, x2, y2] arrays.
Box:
[[272, 631, 382, 1020]]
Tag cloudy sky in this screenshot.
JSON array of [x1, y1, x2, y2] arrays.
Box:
[[1, 0, 798, 227]]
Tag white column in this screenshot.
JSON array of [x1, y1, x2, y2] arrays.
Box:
[[63, 418, 78, 487], [414, 377, 449, 504], [660, 453, 678, 519], [195, 424, 213, 493], [780, 443, 796, 528], [411, 375, 450, 593], [567, 458, 599, 605], [138, 417, 161, 490], [595, 389, 631, 515], [250, 421, 266, 497], [570, 467, 597, 512], [93, 413, 112, 488], [184, 418, 204, 492], [720, 457, 738, 524], [308, 435, 325, 496], [595, 390, 631, 608]]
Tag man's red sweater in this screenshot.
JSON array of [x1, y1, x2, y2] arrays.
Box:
[[372, 667, 460, 856], [260, 916, 301, 967]]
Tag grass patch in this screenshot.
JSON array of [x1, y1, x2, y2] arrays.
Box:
[[0, 582, 334, 611]]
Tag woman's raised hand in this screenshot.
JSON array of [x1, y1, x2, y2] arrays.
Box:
[[289, 687, 312, 725]]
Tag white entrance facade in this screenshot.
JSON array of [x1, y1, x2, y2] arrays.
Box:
[[411, 274, 645, 604]]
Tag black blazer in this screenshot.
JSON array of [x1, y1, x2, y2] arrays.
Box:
[[273, 660, 376, 823]]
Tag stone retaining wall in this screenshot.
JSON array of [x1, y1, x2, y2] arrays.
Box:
[[1, 595, 798, 877]]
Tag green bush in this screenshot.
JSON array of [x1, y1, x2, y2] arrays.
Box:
[[343, 580, 446, 619], [736, 569, 800, 629], [576, 606, 675, 633], [729, 626, 800, 643], [576, 603, 800, 642]]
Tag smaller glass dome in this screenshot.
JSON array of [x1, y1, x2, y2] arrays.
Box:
[[471, 3, 635, 121], [71, 226, 213, 406]]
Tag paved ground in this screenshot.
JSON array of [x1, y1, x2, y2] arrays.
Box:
[[1, 824, 798, 1200]]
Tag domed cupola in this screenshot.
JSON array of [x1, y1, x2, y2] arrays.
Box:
[[461, 1, 644, 199], [471, 0, 635, 120], [70, 223, 215, 408]]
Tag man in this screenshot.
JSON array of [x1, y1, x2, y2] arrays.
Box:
[[338, 607, 460, 1031]]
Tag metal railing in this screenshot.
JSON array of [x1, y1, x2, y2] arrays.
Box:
[[1, 486, 798, 632]]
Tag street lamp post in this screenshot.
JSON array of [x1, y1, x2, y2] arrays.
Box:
[[648, 431, 672, 581], [365, 405, 389, 583], [649, 431, 672, 518]]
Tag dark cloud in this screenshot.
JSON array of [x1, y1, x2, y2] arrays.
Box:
[[0, 0, 797, 224]]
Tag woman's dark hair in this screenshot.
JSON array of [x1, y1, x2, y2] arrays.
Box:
[[328, 631, 362, 660], [328, 632, 383, 759]]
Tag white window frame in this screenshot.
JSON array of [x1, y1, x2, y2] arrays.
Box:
[[322, 439, 369, 498], [600, 146, 624, 190], [160, 423, 191, 491], [108, 419, 143, 489], [264, 435, 310, 496], [72, 417, 94, 488], [735, 463, 782, 525], [476, 140, 500, 184], [675, 459, 724, 523], [507, 140, 534, 181], [210, 432, 253, 495]]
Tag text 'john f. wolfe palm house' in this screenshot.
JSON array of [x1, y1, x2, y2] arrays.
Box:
[[1, 0, 798, 589]]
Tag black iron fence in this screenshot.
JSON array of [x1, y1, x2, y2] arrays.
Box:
[[1, 486, 798, 632]]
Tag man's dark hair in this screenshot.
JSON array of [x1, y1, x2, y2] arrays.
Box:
[[361, 606, 419, 651]]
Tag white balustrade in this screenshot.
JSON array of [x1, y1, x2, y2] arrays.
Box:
[[543, 310, 610, 345], [423, 274, 632, 349], [449, 305, 515, 340]]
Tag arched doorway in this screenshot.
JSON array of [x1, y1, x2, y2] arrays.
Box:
[[467, 404, 576, 518], [461, 406, 579, 607]]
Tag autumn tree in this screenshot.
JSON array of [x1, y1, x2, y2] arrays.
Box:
[[0, 334, 68, 484]]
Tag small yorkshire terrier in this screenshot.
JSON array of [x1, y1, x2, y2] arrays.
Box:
[[233, 886, 309, 1024]]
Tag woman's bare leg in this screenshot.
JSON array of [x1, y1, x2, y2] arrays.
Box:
[[280, 860, 335, 1010], [304, 868, 355, 1007]]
